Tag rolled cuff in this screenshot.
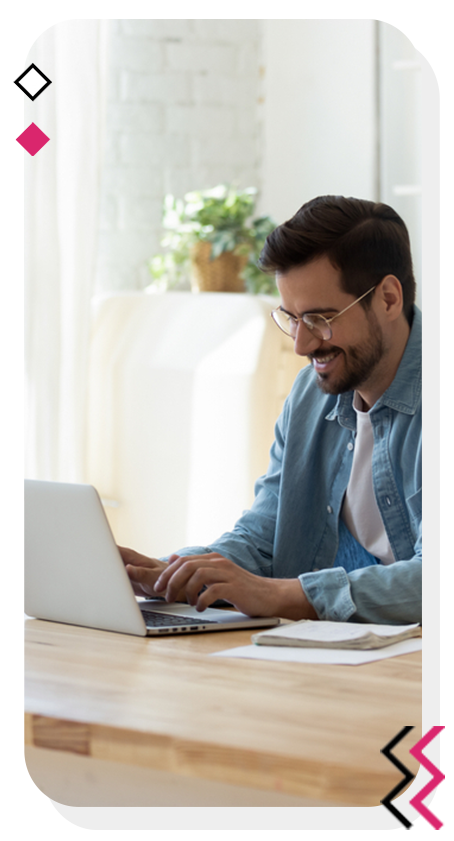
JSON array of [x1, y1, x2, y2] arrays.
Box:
[[299, 568, 357, 622]]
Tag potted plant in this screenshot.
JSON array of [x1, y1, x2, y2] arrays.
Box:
[[147, 185, 278, 295]]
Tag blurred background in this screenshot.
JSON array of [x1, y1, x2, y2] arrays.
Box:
[[24, 19, 425, 556]]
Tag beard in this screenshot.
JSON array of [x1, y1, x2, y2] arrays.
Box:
[[309, 311, 385, 396]]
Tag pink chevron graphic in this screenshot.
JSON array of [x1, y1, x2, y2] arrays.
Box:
[[409, 725, 445, 829], [13, 111, 50, 155]]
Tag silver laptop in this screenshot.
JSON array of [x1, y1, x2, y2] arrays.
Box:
[[24, 480, 281, 637]]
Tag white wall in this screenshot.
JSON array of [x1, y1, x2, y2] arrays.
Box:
[[259, 20, 377, 223], [96, 19, 261, 293], [378, 22, 423, 305], [96, 19, 423, 298], [259, 19, 424, 306]]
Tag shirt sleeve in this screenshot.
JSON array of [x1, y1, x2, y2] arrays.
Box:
[[299, 519, 422, 625]]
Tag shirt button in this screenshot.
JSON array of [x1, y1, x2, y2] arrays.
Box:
[[327, 505, 333, 514], [386, 497, 392, 506], [347, 442, 354, 451]]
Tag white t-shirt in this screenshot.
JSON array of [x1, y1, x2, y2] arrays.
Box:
[[342, 392, 395, 565]]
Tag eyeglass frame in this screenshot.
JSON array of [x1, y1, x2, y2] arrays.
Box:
[[270, 284, 377, 342]]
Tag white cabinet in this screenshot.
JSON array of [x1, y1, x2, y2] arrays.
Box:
[[86, 292, 307, 556]]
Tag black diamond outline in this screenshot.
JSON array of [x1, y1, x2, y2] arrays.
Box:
[[14, 63, 52, 101]]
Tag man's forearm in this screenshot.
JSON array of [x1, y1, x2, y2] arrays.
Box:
[[272, 578, 318, 621]]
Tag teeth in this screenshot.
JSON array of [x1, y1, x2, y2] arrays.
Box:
[[314, 351, 338, 363]]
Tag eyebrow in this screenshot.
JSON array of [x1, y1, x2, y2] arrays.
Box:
[[279, 305, 340, 317]]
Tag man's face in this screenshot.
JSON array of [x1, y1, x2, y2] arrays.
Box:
[[276, 257, 387, 398]]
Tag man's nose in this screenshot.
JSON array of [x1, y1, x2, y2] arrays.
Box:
[[293, 321, 323, 357]]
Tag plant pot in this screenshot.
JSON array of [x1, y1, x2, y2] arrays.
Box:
[[190, 242, 248, 293]]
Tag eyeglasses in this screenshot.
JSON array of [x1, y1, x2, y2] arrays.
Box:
[[270, 285, 377, 342]]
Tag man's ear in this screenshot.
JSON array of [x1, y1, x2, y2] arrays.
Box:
[[377, 275, 404, 321]]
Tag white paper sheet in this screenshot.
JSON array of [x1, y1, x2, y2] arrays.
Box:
[[211, 637, 422, 665]]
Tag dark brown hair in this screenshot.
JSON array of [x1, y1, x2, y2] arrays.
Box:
[[259, 196, 416, 322]]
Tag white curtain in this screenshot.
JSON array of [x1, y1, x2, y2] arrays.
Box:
[[24, 20, 107, 482]]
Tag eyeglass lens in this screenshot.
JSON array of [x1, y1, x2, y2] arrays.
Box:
[[273, 311, 331, 341], [303, 315, 332, 340]]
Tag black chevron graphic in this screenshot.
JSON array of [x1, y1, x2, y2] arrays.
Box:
[[380, 725, 415, 829]]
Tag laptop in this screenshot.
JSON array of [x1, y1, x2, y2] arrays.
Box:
[[24, 480, 281, 637]]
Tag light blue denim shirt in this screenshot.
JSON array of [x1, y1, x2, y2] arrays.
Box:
[[170, 307, 422, 625]]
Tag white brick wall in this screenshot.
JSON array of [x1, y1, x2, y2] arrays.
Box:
[[96, 19, 262, 292]]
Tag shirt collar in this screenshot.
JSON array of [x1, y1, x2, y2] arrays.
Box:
[[325, 306, 421, 422]]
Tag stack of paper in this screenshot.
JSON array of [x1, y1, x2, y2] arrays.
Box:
[[252, 620, 421, 650]]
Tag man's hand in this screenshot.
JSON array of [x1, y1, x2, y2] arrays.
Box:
[[153, 552, 318, 621], [117, 547, 187, 601]]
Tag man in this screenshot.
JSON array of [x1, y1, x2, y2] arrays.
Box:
[[119, 196, 421, 625]]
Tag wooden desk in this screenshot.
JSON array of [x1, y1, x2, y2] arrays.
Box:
[[25, 618, 422, 808]]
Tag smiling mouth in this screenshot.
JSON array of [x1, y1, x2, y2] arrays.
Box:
[[311, 349, 342, 365]]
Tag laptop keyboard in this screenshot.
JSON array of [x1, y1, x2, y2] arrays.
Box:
[[141, 608, 218, 628]]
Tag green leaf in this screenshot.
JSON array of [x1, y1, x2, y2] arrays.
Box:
[[149, 185, 276, 292]]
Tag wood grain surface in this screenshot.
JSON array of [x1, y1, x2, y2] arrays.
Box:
[[25, 617, 422, 805]]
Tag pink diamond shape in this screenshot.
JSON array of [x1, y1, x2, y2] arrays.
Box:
[[13, 111, 49, 155]]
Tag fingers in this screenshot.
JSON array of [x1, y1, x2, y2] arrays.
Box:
[[151, 553, 273, 617], [119, 547, 212, 604], [118, 547, 166, 597], [117, 546, 164, 570], [154, 554, 230, 606], [153, 554, 198, 599], [125, 564, 157, 597], [193, 581, 230, 612], [117, 545, 136, 564]]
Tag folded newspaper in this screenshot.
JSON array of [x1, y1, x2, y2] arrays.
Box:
[[252, 620, 421, 650]]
